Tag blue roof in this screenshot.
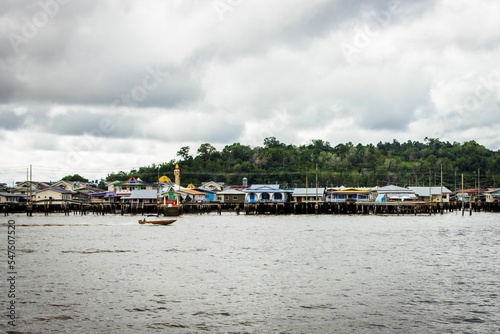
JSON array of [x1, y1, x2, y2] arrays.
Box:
[[0, 192, 22, 197]]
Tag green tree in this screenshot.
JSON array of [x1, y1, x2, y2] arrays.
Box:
[[197, 143, 217, 158], [97, 179, 107, 190], [263, 137, 285, 148], [177, 146, 192, 160], [103, 138, 500, 189], [62, 174, 88, 182]]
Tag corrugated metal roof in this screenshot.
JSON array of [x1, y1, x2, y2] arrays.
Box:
[[181, 189, 205, 195], [408, 186, 452, 197], [218, 189, 246, 195], [377, 185, 413, 193], [249, 184, 280, 190], [292, 188, 325, 196], [122, 190, 158, 199]]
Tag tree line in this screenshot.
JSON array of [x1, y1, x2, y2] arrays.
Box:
[[103, 137, 500, 191]]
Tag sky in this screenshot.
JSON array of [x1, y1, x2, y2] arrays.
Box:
[[1, 0, 500, 185]]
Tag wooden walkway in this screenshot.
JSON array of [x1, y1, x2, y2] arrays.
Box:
[[2, 201, 499, 216], [241, 201, 494, 215]]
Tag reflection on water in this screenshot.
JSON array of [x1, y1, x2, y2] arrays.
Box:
[[1, 213, 499, 333]]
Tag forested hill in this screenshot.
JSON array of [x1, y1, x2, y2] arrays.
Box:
[[106, 137, 500, 190]]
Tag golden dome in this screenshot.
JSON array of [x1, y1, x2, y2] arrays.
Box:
[[158, 175, 171, 183]]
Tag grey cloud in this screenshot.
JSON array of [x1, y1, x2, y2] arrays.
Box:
[[27, 134, 61, 151], [1, 1, 205, 107], [140, 109, 244, 144], [0, 110, 24, 129], [0, 0, 499, 158], [138, 62, 206, 109], [44, 111, 133, 137], [0, 63, 17, 102], [0, 108, 144, 139], [1, 60, 205, 108], [299, 1, 395, 38]]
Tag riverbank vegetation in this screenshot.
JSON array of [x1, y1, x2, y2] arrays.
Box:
[[105, 137, 499, 190]]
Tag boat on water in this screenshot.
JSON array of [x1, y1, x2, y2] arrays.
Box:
[[138, 214, 176, 225]]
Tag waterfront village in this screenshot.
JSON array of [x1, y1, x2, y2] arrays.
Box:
[[1, 164, 500, 216]]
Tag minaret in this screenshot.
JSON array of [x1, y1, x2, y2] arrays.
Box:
[[174, 164, 180, 186]]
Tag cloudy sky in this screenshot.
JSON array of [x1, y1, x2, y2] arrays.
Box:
[[1, 0, 499, 185]]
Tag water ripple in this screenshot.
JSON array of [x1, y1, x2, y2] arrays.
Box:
[[11, 213, 500, 333]]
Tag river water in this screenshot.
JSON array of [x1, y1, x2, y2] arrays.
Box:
[[1, 212, 499, 333]]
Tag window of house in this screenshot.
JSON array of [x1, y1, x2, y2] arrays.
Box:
[[233, 196, 238, 200]]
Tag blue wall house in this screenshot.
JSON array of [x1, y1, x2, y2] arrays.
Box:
[[178, 188, 206, 203], [244, 184, 292, 203], [324, 187, 371, 203], [195, 188, 217, 202]]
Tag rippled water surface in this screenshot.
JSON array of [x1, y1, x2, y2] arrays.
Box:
[[1, 212, 499, 333]]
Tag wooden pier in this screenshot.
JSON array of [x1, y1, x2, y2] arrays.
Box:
[[242, 202, 449, 215], [1, 200, 499, 217], [241, 200, 496, 215]]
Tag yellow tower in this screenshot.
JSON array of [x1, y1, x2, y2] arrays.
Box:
[[174, 164, 180, 186]]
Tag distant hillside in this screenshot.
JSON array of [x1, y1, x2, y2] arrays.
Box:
[[105, 137, 500, 190]]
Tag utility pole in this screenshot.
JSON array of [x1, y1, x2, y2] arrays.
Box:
[[454, 167, 457, 192], [315, 164, 319, 214], [28, 164, 33, 216], [461, 173, 464, 216], [26, 167, 28, 215], [315, 164, 318, 202], [428, 168, 431, 203], [477, 168, 480, 212], [305, 167, 308, 214], [157, 166, 160, 207], [478, 168, 480, 199], [428, 168, 432, 215], [440, 164, 443, 214], [470, 172, 473, 215]]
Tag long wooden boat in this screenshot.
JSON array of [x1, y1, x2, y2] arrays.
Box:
[[138, 214, 176, 225]]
